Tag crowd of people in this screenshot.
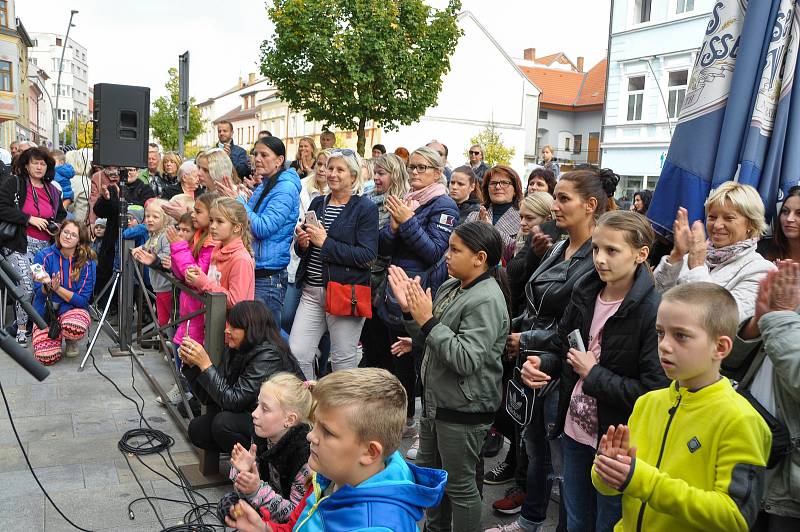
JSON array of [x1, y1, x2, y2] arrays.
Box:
[[1, 127, 798, 532]]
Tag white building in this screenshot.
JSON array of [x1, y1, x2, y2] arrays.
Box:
[[29, 32, 90, 136], [602, 0, 713, 198], [381, 11, 540, 172]]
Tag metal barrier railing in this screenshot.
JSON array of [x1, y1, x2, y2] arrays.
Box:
[[116, 238, 230, 485]]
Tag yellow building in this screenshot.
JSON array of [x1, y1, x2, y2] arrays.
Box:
[[0, 2, 34, 147]]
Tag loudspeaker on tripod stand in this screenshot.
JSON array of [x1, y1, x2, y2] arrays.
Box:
[[92, 83, 150, 168]]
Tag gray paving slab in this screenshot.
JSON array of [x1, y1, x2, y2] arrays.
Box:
[[0, 414, 74, 446], [43, 483, 161, 532], [0, 442, 31, 474], [0, 493, 45, 531], [0, 463, 84, 500], [71, 411, 119, 437], [82, 461, 121, 490]]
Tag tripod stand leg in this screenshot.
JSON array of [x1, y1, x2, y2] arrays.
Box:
[[79, 271, 121, 372]]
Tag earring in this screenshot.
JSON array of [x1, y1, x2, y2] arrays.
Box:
[[283, 423, 289, 428]]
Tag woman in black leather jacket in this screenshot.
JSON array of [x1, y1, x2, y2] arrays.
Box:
[[490, 168, 619, 532], [179, 300, 303, 453]]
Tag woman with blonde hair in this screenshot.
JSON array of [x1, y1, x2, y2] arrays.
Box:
[[289, 136, 317, 179], [196, 148, 235, 192], [151, 151, 183, 197], [654, 181, 776, 321]]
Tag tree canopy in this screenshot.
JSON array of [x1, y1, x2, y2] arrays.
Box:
[[150, 68, 204, 152], [260, 0, 463, 155]]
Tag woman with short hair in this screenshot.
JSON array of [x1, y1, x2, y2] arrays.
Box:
[[162, 161, 202, 200], [526, 168, 557, 196], [466, 165, 524, 251], [290, 149, 378, 379], [654, 181, 776, 321], [151, 151, 183, 197], [0, 146, 67, 345]]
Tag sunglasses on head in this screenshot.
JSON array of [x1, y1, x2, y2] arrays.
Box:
[[331, 148, 356, 157]]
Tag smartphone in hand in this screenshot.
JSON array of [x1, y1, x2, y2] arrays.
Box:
[[304, 211, 321, 228], [568, 329, 586, 352]]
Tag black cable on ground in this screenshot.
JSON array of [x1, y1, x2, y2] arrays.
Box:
[[0, 377, 93, 532], [85, 350, 226, 531]]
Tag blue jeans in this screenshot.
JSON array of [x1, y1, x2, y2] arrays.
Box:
[[520, 391, 562, 527], [281, 281, 302, 333], [561, 434, 622, 532], [254, 270, 288, 328]]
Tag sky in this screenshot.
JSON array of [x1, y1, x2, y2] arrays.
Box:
[[17, 0, 612, 103]]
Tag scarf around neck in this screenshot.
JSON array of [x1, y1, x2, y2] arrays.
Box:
[[706, 237, 757, 270], [403, 182, 447, 211]]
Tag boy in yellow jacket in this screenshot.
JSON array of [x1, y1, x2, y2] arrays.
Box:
[[592, 282, 771, 532]]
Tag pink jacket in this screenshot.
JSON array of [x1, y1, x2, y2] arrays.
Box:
[[171, 238, 215, 345], [191, 237, 255, 309]]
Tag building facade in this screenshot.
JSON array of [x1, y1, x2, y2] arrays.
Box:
[[29, 31, 89, 140], [0, 1, 38, 147], [602, 0, 713, 198]]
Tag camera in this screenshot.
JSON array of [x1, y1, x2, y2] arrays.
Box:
[[47, 220, 60, 235]]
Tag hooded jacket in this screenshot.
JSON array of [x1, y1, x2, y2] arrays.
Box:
[[186, 339, 303, 413], [241, 167, 301, 271], [54, 163, 75, 202], [283, 451, 447, 532], [32, 244, 96, 317], [542, 264, 669, 438], [191, 237, 255, 309], [171, 237, 216, 345], [593, 379, 771, 532]]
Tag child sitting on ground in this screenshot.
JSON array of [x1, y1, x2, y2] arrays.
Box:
[[224, 373, 313, 524], [224, 367, 448, 532], [591, 282, 771, 532]]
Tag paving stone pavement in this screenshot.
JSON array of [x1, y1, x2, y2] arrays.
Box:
[[0, 327, 557, 531]]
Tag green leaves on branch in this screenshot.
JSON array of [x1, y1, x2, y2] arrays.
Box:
[[150, 68, 205, 152], [468, 124, 515, 166], [260, 0, 463, 155]]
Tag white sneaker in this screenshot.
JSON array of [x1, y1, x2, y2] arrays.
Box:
[[156, 384, 183, 405], [405, 434, 420, 460], [484, 521, 523, 532]]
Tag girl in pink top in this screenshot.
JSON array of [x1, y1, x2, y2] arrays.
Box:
[[185, 197, 255, 309]]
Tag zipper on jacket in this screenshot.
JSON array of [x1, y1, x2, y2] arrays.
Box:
[[635, 392, 682, 532]]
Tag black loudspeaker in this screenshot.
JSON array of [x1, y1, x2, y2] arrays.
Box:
[[92, 83, 150, 168]]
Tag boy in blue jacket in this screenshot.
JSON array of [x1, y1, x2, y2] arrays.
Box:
[[52, 150, 75, 211], [225, 368, 448, 531]]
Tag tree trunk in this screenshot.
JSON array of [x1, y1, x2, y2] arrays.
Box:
[[356, 117, 367, 157]]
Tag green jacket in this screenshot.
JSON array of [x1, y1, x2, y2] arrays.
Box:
[[404, 274, 509, 421], [729, 310, 800, 518]]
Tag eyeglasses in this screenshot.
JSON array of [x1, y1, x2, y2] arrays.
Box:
[[489, 180, 513, 189], [469, 151, 482, 156], [61, 230, 79, 239], [407, 164, 435, 173]]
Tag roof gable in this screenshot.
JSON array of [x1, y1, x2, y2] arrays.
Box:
[[519, 59, 606, 110]]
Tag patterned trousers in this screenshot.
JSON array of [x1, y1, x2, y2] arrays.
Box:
[[33, 308, 91, 365]]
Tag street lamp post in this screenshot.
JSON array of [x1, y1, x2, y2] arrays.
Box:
[[54, 9, 78, 148]]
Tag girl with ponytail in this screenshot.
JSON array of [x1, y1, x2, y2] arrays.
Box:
[[31, 220, 96, 365], [387, 221, 510, 532]]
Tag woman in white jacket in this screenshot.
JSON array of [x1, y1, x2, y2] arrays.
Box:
[[654, 182, 776, 322]]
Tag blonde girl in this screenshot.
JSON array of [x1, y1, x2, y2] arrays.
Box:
[[185, 197, 254, 309], [290, 136, 318, 178], [131, 199, 173, 326], [509, 191, 554, 258], [228, 372, 312, 524]]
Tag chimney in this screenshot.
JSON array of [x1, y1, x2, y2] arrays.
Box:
[[524, 48, 536, 61], [238, 75, 244, 88], [577, 56, 585, 72], [248, 72, 256, 85]]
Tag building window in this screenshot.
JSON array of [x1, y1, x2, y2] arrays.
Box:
[[676, 0, 695, 14], [564, 137, 571, 152], [0, 1, 7, 28], [634, 0, 652, 23], [573, 134, 582, 155], [56, 37, 63, 47], [539, 110, 548, 120], [668, 70, 688, 118], [627, 76, 645, 121], [0, 60, 11, 92]]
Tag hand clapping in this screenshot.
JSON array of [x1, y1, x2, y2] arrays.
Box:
[[593, 424, 637, 491]]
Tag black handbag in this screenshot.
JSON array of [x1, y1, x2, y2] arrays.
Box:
[[506, 348, 560, 426], [44, 294, 61, 340], [0, 176, 20, 240]]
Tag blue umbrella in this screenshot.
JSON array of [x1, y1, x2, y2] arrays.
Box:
[[648, 0, 800, 238]]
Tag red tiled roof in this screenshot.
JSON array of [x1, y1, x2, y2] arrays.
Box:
[[520, 59, 607, 109], [575, 59, 607, 107]]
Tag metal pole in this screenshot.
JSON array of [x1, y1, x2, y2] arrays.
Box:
[[54, 9, 78, 148], [178, 51, 190, 157]]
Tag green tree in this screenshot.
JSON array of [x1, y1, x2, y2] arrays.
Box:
[[150, 67, 204, 152], [261, 0, 463, 156], [467, 124, 515, 166], [64, 117, 93, 148]]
